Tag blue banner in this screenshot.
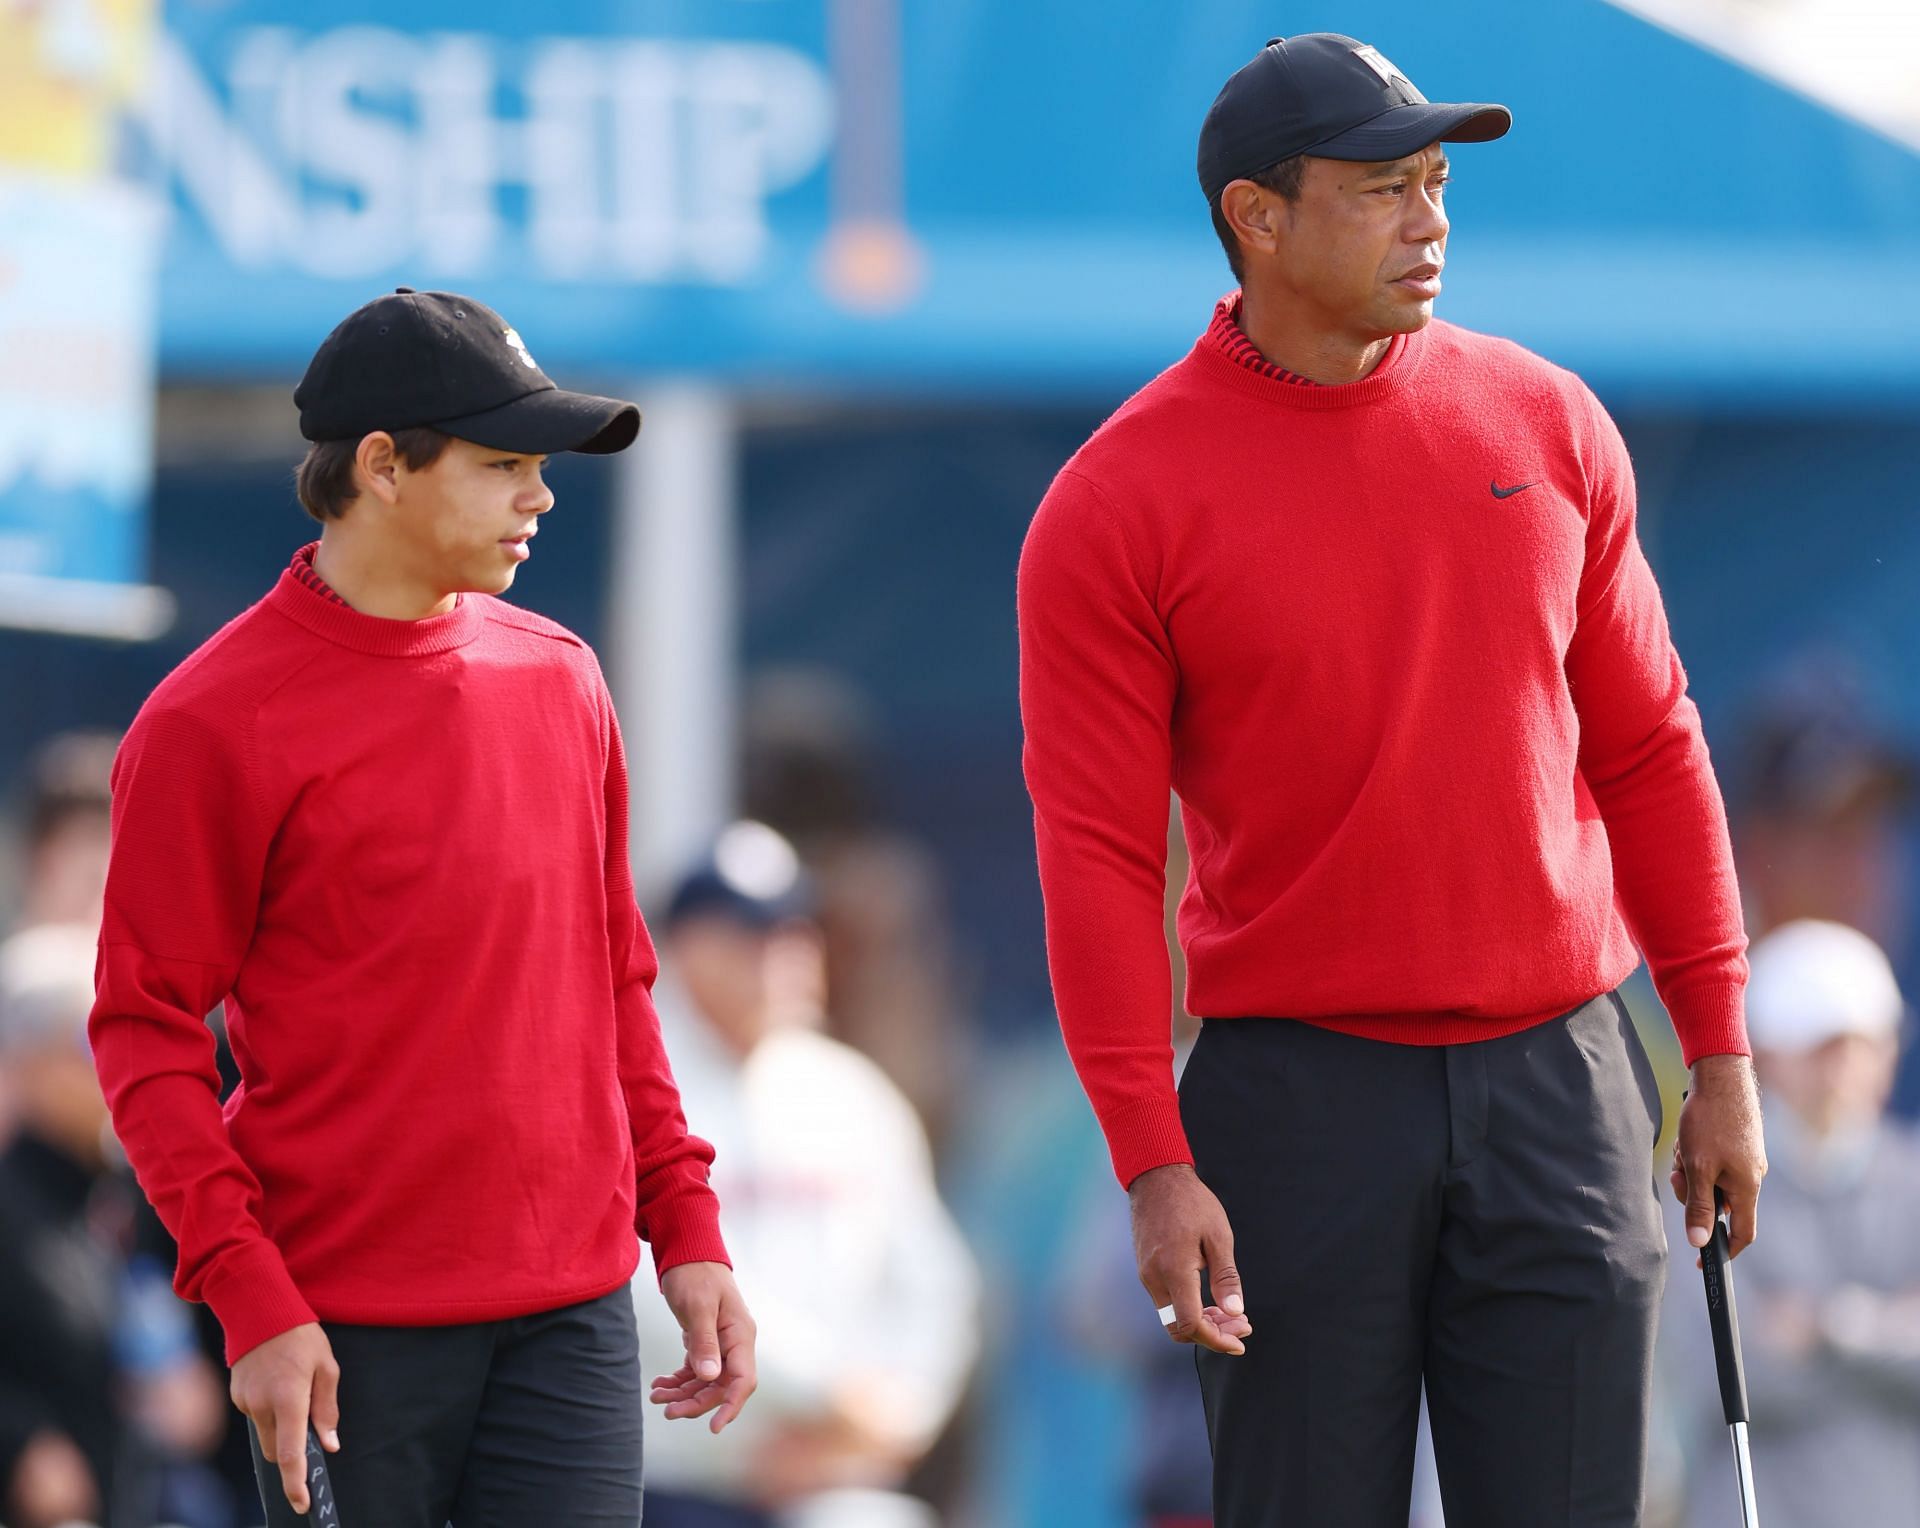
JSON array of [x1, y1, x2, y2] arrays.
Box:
[[148, 1, 1920, 395], [0, 0, 171, 636]]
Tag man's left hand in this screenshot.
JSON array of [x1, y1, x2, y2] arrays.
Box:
[[1671, 1053, 1767, 1260], [654, 1261, 758, 1433]]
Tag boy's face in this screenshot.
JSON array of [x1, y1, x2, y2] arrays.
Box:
[[388, 437, 555, 596]]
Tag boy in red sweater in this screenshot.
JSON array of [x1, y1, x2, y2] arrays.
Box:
[[89, 288, 755, 1526], [1018, 35, 1766, 1526]]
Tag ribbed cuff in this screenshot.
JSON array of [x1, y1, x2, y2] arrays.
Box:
[[1101, 1093, 1195, 1190], [1671, 980, 1751, 1068], [644, 1184, 732, 1282], [200, 1239, 318, 1364]]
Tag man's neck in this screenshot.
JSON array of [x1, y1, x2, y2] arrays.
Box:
[[1238, 286, 1394, 386], [312, 532, 457, 621]]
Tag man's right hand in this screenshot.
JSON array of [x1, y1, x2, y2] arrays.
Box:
[[230, 1322, 341, 1514], [1128, 1162, 1252, 1355]]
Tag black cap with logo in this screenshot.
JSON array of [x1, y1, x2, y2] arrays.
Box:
[[1197, 34, 1511, 208], [294, 288, 641, 455]]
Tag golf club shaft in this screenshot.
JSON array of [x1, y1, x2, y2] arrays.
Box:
[[1701, 1185, 1758, 1527], [1731, 1420, 1759, 1528]]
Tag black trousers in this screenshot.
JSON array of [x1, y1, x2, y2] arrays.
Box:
[[1182, 992, 1667, 1528], [249, 1286, 643, 1528]]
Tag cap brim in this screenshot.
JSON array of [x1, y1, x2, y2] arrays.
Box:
[[1310, 101, 1511, 162], [434, 387, 642, 456]]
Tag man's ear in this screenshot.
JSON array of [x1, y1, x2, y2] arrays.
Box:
[[354, 432, 402, 506], [1220, 179, 1285, 266]]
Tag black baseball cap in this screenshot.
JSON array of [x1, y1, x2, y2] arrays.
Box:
[[664, 821, 817, 931], [294, 288, 640, 455], [1198, 34, 1511, 208]]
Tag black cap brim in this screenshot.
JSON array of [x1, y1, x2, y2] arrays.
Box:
[[1309, 101, 1511, 162], [434, 387, 642, 456]]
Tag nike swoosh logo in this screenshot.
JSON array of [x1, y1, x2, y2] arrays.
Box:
[[1490, 480, 1538, 499]]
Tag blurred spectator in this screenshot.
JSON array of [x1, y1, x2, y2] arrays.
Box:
[[1728, 663, 1920, 1117], [1063, 1028, 1211, 1528], [1658, 918, 1920, 1527], [6, 731, 119, 935], [636, 821, 980, 1528], [741, 669, 967, 1149], [0, 923, 225, 1528], [1730, 666, 1915, 959], [0, 923, 231, 1528], [0, 922, 114, 1528]]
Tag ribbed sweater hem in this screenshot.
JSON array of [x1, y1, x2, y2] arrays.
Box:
[[1102, 1094, 1196, 1190], [645, 1187, 733, 1280], [303, 1267, 640, 1331], [1667, 980, 1751, 1066], [201, 1238, 319, 1364], [1274, 1000, 1582, 1048]]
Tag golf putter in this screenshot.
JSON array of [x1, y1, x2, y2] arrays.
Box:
[[1699, 1185, 1759, 1528], [303, 1424, 342, 1527]]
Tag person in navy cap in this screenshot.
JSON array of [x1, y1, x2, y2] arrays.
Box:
[[88, 289, 756, 1526], [636, 823, 979, 1528], [1020, 34, 1766, 1525]]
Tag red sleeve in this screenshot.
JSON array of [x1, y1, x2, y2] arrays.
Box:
[[599, 689, 731, 1276], [1564, 388, 1750, 1064], [1018, 468, 1190, 1188], [89, 704, 317, 1363]]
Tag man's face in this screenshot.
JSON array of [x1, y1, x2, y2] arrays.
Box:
[[26, 808, 112, 927], [1242, 142, 1451, 341], [388, 437, 555, 597], [665, 917, 826, 1056], [8, 1039, 111, 1171], [1756, 1031, 1900, 1139]]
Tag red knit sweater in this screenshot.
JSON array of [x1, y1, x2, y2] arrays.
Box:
[[1019, 298, 1750, 1189], [90, 548, 728, 1360]]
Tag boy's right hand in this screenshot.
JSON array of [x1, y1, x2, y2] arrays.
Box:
[[231, 1322, 341, 1514]]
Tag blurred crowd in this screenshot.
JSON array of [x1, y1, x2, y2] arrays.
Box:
[[0, 732, 242, 1528], [1, 656, 1916, 1528]]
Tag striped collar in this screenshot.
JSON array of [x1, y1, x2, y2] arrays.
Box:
[[1205, 293, 1326, 386], [290, 542, 351, 608]]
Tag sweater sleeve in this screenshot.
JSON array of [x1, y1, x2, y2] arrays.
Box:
[[1563, 389, 1750, 1063], [599, 691, 731, 1276], [1018, 468, 1189, 1188], [88, 705, 318, 1363]]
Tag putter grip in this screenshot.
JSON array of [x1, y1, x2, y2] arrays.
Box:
[[304, 1425, 341, 1526], [1700, 1185, 1749, 1425]]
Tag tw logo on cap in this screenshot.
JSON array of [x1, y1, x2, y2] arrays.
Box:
[[1352, 45, 1427, 103], [503, 327, 539, 369]]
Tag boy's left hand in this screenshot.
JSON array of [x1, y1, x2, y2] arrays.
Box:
[[654, 1262, 758, 1433]]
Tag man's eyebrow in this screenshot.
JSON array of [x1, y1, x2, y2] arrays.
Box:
[[1357, 155, 1450, 182]]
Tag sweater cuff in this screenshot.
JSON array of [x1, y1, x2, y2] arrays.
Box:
[[200, 1239, 318, 1364], [1670, 980, 1751, 1068], [1102, 1093, 1195, 1191], [644, 1185, 732, 1282]]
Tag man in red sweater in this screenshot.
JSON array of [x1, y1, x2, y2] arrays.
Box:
[[1019, 35, 1767, 1526], [88, 288, 756, 1526]]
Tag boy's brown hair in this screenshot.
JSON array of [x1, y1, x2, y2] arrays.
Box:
[[294, 427, 453, 522]]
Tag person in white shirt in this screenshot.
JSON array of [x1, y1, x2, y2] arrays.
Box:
[[636, 822, 980, 1528], [1657, 918, 1920, 1528]]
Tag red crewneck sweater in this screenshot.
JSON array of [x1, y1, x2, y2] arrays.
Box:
[[90, 548, 728, 1360], [1019, 298, 1750, 1189]]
